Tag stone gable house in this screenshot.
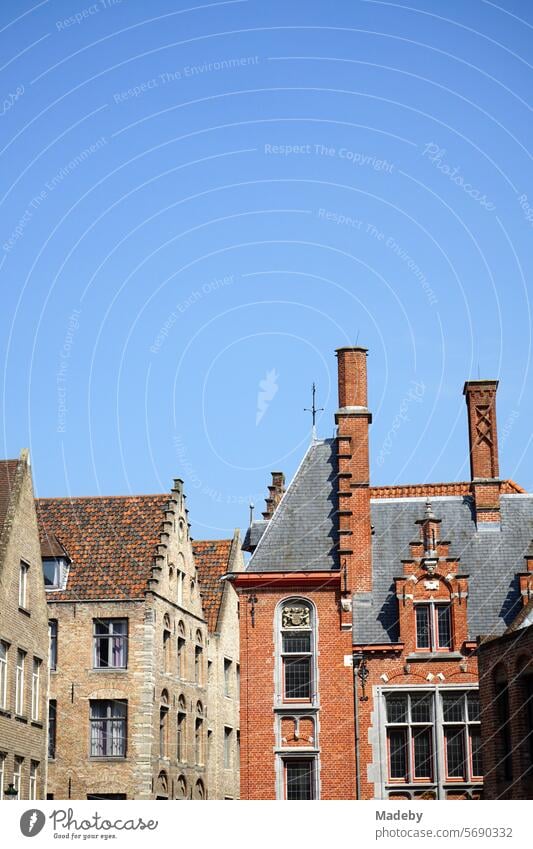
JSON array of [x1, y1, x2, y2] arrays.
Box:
[[0, 451, 49, 800], [36, 479, 240, 800], [232, 347, 533, 800]]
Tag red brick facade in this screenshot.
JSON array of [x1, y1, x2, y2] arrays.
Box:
[[236, 347, 531, 800]]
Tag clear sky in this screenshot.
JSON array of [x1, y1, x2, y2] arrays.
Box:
[[1, 0, 532, 539]]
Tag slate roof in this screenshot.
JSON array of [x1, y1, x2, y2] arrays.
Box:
[[245, 438, 533, 641], [247, 440, 339, 572], [36, 494, 169, 601], [0, 459, 20, 539], [193, 538, 233, 632]]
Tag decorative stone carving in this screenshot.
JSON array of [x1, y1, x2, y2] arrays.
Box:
[[282, 605, 310, 628]]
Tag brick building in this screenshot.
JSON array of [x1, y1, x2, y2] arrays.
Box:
[[232, 347, 533, 800], [478, 600, 533, 799], [0, 451, 49, 800], [194, 534, 242, 799], [36, 478, 240, 800]]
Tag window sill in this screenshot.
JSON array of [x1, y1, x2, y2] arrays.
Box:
[[15, 714, 28, 723], [18, 607, 31, 618], [31, 720, 43, 729], [406, 652, 463, 661], [0, 708, 11, 718], [89, 756, 127, 761], [90, 667, 128, 673]]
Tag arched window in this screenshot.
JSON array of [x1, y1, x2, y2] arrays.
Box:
[[177, 695, 187, 762], [156, 771, 168, 800], [163, 615, 172, 673], [176, 774, 187, 800], [195, 630, 204, 685], [177, 620, 186, 679], [494, 664, 512, 781], [278, 599, 315, 703], [194, 779, 205, 800], [195, 702, 205, 765], [160, 690, 169, 758]]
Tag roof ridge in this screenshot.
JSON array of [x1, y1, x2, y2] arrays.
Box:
[[36, 493, 170, 503]]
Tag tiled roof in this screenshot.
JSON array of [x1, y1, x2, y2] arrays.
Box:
[[193, 539, 233, 632], [370, 480, 525, 498], [0, 459, 20, 538], [36, 494, 169, 601]]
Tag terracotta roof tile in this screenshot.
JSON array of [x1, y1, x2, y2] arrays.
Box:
[[370, 480, 525, 498], [193, 539, 233, 632], [36, 494, 169, 601]]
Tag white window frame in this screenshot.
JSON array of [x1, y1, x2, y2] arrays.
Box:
[[19, 562, 29, 609], [49, 621, 57, 671], [276, 598, 317, 706], [0, 642, 8, 710], [380, 686, 482, 799], [31, 658, 41, 721], [29, 761, 38, 800], [0, 753, 5, 800], [15, 649, 26, 715], [93, 618, 128, 669], [13, 756, 23, 800]]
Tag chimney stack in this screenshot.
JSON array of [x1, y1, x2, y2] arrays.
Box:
[[335, 347, 372, 597], [463, 380, 501, 528], [262, 471, 286, 520]]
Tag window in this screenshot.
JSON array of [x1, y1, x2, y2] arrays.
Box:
[[48, 700, 57, 759], [520, 671, 533, 773], [236, 663, 240, 696], [177, 571, 184, 607], [415, 603, 452, 651], [195, 633, 203, 685], [279, 601, 314, 702], [224, 726, 232, 769], [0, 753, 5, 800], [163, 627, 171, 673], [42, 557, 68, 590], [177, 702, 186, 762], [19, 562, 29, 608], [0, 642, 7, 710], [90, 700, 127, 758], [195, 703, 204, 765], [177, 636, 186, 678], [15, 649, 25, 715], [384, 690, 482, 787], [93, 619, 128, 669], [284, 759, 316, 800], [176, 775, 187, 800], [49, 621, 57, 670], [29, 761, 38, 800], [160, 707, 169, 758], [224, 658, 232, 697], [14, 756, 23, 800], [494, 667, 512, 781], [31, 658, 41, 721]]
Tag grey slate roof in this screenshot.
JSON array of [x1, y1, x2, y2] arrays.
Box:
[[242, 520, 268, 551], [247, 440, 339, 572], [244, 438, 533, 643], [356, 495, 533, 643]]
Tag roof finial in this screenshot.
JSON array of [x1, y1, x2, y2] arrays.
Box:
[[249, 502, 254, 525], [304, 382, 324, 442], [425, 499, 434, 520]]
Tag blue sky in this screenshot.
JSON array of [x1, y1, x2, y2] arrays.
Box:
[[1, 0, 532, 538]]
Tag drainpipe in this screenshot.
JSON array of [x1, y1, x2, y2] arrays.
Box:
[[352, 652, 362, 800]]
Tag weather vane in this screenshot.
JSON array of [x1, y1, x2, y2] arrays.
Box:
[[304, 382, 324, 441]]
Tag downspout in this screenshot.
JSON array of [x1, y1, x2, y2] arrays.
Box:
[[352, 652, 363, 800]]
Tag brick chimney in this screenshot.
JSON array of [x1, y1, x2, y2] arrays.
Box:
[[463, 379, 501, 528], [335, 347, 373, 596], [262, 471, 286, 520]]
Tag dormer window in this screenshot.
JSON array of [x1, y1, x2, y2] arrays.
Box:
[[415, 602, 452, 651], [42, 556, 69, 591]]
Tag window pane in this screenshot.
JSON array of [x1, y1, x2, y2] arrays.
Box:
[[415, 606, 431, 649], [467, 692, 480, 722], [43, 559, 58, 587], [442, 693, 464, 723], [445, 727, 466, 778], [413, 728, 433, 779], [386, 694, 408, 724], [286, 760, 314, 800], [388, 730, 408, 780], [284, 657, 311, 699], [437, 605, 452, 649], [282, 632, 311, 654], [411, 694, 432, 724], [470, 727, 483, 777]]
